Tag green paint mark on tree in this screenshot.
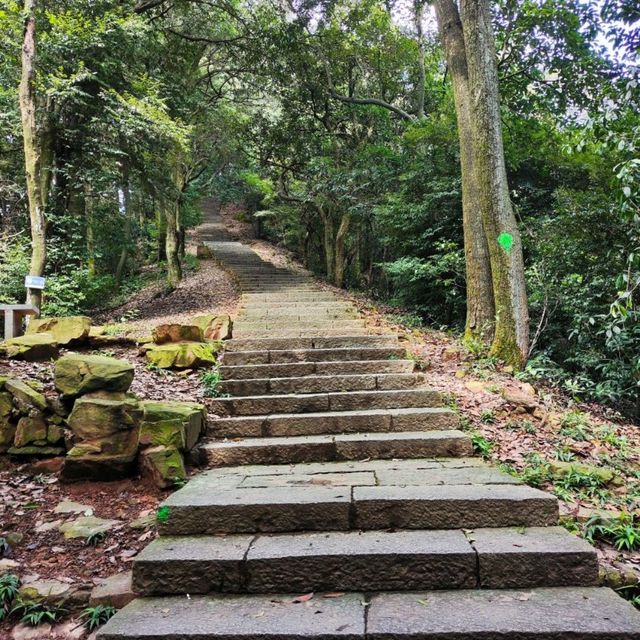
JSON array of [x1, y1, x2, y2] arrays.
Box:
[[156, 506, 170, 523], [497, 232, 514, 253]]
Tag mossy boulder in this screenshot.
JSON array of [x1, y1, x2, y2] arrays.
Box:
[[0, 333, 59, 361], [145, 341, 218, 369], [55, 353, 134, 397], [14, 415, 47, 447], [140, 401, 205, 451], [68, 393, 142, 440], [0, 422, 16, 452], [4, 378, 47, 411], [0, 391, 12, 419], [548, 461, 624, 487], [139, 445, 186, 488], [26, 315, 91, 345], [67, 428, 139, 457]]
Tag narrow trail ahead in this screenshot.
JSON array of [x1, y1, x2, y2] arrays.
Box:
[[98, 205, 640, 639]]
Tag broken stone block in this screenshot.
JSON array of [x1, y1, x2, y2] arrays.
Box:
[[193, 314, 233, 341], [26, 315, 91, 345], [0, 333, 59, 361], [54, 354, 134, 397], [89, 572, 135, 609], [139, 445, 186, 488], [0, 391, 13, 418], [152, 323, 203, 344], [7, 445, 65, 456], [145, 341, 219, 369], [67, 428, 139, 457], [67, 393, 142, 441], [548, 461, 624, 487], [4, 378, 47, 411], [14, 415, 47, 447], [140, 401, 205, 451], [47, 423, 64, 444], [0, 422, 16, 452], [61, 450, 138, 482], [18, 578, 91, 607]]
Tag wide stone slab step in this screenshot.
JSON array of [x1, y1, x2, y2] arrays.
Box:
[[219, 373, 426, 396], [218, 359, 415, 380], [222, 347, 406, 365], [209, 407, 459, 438], [225, 335, 398, 351], [132, 526, 596, 596], [203, 430, 472, 466], [97, 587, 640, 639], [157, 478, 558, 535], [233, 329, 371, 338], [209, 388, 442, 416]]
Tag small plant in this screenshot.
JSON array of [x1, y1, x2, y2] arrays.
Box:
[[85, 531, 107, 547], [0, 537, 9, 556], [559, 411, 591, 441], [479, 409, 496, 424], [145, 362, 168, 376], [0, 574, 19, 621], [583, 512, 640, 551], [200, 367, 226, 398], [555, 468, 607, 497], [11, 601, 65, 627], [554, 447, 575, 462], [471, 432, 493, 458], [80, 604, 117, 630]]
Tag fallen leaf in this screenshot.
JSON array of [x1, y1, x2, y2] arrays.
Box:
[[292, 592, 314, 603]]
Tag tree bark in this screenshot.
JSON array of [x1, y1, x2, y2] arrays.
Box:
[[460, 0, 529, 367], [83, 182, 95, 276], [19, 0, 47, 311], [164, 200, 182, 287], [334, 212, 351, 288], [433, 0, 495, 345], [115, 164, 131, 286], [319, 208, 336, 283]]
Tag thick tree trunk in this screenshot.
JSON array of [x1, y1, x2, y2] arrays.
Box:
[[334, 213, 351, 288], [433, 0, 495, 345], [83, 182, 95, 276], [164, 201, 182, 287], [115, 166, 131, 286], [460, 0, 529, 367], [319, 208, 336, 283], [19, 0, 46, 311]]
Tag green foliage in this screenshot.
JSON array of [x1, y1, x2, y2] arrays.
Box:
[[200, 367, 225, 398], [80, 604, 117, 630], [85, 531, 107, 547], [0, 574, 19, 621], [11, 600, 65, 627], [471, 432, 493, 458], [583, 512, 640, 550]]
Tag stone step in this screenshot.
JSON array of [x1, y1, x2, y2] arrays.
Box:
[[157, 477, 558, 535], [219, 373, 426, 396], [242, 302, 353, 310], [222, 346, 406, 365], [238, 309, 357, 318], [209, 407, 458, 438], [132, 526, 597, 596], [233, 330, 371, 338], [241, 293, 337, 301], [218, 359, 415, 380], [233, 322, 366, 331], [209, 388, 442, 416], [225, 335, 398, 351], [203, 430, 472, 467], [96, 587, 640, 640]]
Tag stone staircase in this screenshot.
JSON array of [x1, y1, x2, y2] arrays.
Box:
[[98, 205, 640, 639]]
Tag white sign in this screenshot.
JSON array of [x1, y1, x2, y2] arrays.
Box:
[[25, 275, 46, 290]]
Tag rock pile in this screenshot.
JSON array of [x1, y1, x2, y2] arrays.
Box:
[[1, 353, 207, 487]]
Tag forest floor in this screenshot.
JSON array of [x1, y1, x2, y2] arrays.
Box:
[[1, 206, 639, 636]]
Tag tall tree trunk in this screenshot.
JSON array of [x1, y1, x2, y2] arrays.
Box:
[[19, 0, 47, 311], [460, 0, 529, 367], [414, 0, 426, 119], [334, 212, 351, 288], [115, 164, 131, 286], [319, 208, 336, 283], [83, 182, 95, 276], [433, 0, 495, 345], [164, 200, 182, 287]]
